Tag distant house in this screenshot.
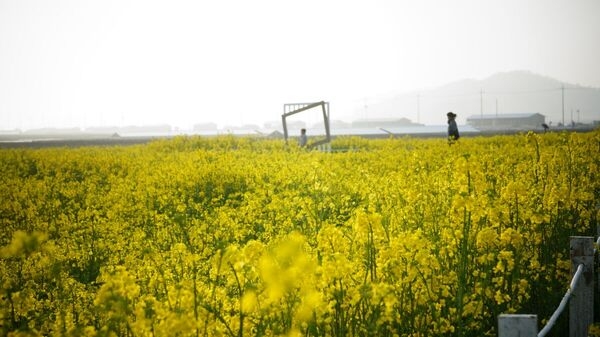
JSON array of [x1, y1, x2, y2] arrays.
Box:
[[120, 124, 172, 133], [326, 120, 351, 129], [193, 122, 218, 131], [466, 113, 546, 130], [351, 118, 422, 128]]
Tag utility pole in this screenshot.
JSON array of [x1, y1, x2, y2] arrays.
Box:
[[561, 84, 565, 126], [417, 93, 420, 124], [480, 89, 483, 118], [495, 98, 498, 129], [496, 98, 498, 116]]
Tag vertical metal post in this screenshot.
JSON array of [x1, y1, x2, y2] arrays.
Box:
[[498, 314, 537, 337], [322, 102, 330, 143], [569, 236, 594, 337], [597, 231, 600, 300], [282, 113, 288, 143]]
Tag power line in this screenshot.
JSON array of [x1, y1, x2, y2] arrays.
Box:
[[390, 85, 597, 99], [485, 87, 560, 95]]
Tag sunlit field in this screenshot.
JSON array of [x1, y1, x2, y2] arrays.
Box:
[[1, 131, 599, 337]]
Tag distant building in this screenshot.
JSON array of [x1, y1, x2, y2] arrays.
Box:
[[24, 127, 82, 134], [351, 118, 422, 128], [119, 124, 172, 133], [225, 124, 261, 131], [285, 120, 306, 130], [267, 130, 284, 139], [331, 120, 349, 128], [263, 121, 281, 129], [466, 113, 546, 130], [193, 122, 218, 131]]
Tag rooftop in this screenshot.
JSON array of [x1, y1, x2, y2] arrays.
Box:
[[467, 113, 544, 120]]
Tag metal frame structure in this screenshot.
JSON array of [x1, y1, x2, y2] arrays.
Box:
[[281, 101, 330, 147]]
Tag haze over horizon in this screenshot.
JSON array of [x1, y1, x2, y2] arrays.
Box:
[[2, 0, 600, 131]]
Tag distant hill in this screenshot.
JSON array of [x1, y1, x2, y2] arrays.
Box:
[[358, 71, 600, 126]]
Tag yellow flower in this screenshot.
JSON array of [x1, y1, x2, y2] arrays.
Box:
[[476, 227, 497, 251], [241, 291, 258, 314]]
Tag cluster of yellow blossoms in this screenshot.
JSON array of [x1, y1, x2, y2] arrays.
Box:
[[1, 130, 599, 336]]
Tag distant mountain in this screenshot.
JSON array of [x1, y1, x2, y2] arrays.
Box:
[[358, 71, 600, 126]]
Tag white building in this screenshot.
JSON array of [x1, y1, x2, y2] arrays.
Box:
[[467, 113, 546, 130]]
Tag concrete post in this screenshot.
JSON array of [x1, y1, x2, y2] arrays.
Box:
[[498, 314, 537, 337], [570, 236, 594, 337]]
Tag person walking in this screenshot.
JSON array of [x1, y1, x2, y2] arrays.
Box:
[[447, 112, 459, 144]]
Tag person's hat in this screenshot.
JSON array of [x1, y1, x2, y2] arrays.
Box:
[[447, 112, 456, 117]]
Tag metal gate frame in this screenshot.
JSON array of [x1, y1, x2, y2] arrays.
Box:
[[281, 101, 330, 147]]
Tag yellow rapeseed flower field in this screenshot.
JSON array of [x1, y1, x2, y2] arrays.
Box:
[[1, 131, 599, 336]]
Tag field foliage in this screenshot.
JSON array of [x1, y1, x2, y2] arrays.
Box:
[[1, 131, 599, 337]]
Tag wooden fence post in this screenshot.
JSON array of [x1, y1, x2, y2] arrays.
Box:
[[570, 236, 594, 337], [498, 314, 537, 337]]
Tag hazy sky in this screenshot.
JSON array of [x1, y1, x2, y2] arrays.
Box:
[[1, 0, 599, 130]]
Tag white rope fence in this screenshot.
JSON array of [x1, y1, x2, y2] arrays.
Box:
[[498, 236, 597, 337], [537, 236, 600, 337], [537, 264, 584, 337]]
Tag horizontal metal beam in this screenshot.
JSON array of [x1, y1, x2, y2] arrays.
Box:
[[282, 101, 324, 117]]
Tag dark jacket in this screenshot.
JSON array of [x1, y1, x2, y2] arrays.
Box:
[[448, 119, 459, 139]]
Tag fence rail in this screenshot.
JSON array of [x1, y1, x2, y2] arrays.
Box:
[[537, 264, 585, 337], [498, 236, 597, 337]]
